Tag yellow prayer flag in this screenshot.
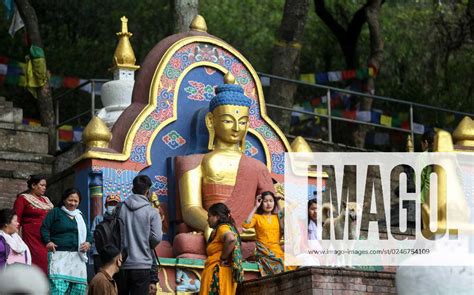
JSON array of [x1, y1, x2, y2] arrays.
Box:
[[368, 67, 375, 77], [315, 107, 328, 116], [25, 56, 47, 98], [380, 115, 392, 127], [59, 125, 73, 131], [300, 73, 315, 84]]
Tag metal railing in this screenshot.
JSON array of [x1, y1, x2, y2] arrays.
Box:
[[53, 79, 108, 151], [51, 73, 473, 152], [258, 72, 473, 150]]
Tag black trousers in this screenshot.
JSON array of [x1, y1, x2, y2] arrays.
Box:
[[116, 269, 150, 295]]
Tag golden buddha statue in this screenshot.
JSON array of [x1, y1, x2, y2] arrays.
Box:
[[175, 73, 275, 242]]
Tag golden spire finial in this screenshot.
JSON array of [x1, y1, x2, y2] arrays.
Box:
[[112, 16, 140, 71], [189, 15, 208, 32], [82, 116, 112, 149], [406, 135, 414, 152], [291, 136, 313, 152], [224, 72, 235, 84], [120, 16, 128, 34], [452, 116, 474, 147]]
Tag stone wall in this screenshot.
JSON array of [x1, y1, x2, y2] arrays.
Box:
[[238, 267, 396, 295], [0, 120, 53, 209]]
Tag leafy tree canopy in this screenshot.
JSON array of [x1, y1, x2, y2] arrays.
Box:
[[0, 0, 471, 120]]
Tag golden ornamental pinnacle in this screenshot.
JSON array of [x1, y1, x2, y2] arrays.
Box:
[[82, 116, 112, 149], [112, 16, 140, 71], [189, 15, 208, 32], [224, 72, 236, 84], [291, 136, 313, 152], [452, 116, 474, 147], [406, 135, 414, 152], [120, 16, 129, 35]]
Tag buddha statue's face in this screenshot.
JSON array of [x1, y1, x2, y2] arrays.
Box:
[[206, 105, 249, 146]]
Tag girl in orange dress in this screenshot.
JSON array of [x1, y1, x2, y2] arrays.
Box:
[[13, 175, 53, 274], [243, 191, 290, 276], [200, 203, 243, 295]]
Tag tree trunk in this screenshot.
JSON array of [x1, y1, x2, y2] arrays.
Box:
[[268, 0, 310, 133], [172, 0, 199, 33], [314, 0, 369, 69], [315, 0, 383, 148], [364, 0, 383, 103], [15, 0, 56, 155], [352, 0, 383, 149]]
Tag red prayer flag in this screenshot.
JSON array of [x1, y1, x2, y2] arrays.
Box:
[[342, 110, 356, 120], [401, 121, 410, 130], [342, 70, 356, 80], [63, 76, 80, 88], [310, 97, 321, 107]]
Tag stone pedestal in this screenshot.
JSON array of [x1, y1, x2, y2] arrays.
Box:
[[396, 254, 474, 295], [238, 267, 397, 294]]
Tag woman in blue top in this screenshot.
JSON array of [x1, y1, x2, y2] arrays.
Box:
[[41, 188, 92, 295]]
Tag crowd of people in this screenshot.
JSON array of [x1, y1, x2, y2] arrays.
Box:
[[0, 173, 323, 295], [0, 174, 163, 295]]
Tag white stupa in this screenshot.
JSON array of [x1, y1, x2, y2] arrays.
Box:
[[97, 16, 139, 128]]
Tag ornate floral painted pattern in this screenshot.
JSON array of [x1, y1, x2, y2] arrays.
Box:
[[128, 42, 286, 174], [152, 175, 168, 196], [162, 130, 186, 150], [185, 81, 216, 101], [244, 141, 258, 157]]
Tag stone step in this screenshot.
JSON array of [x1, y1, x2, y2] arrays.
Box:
[[0, 100, 13, 109], [0, 123, 49, 154], [0, 151, 53, 179], [0, 107, 23, 124]]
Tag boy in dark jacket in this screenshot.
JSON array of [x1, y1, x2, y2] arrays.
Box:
[[88, 244, 122, 295], [117, 175, 162, 295]]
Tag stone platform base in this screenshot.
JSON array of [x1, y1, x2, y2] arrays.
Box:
[[238, 267, 396, 295]]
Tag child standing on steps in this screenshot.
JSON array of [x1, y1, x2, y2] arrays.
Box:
[[243, 191, 294, 276]]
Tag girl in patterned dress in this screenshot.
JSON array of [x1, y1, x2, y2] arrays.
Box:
[[243, 191, 292, 276]]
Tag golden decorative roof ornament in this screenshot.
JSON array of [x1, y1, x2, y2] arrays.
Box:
[[452, 116, 474, 147], [224, 72, 236, 84], [406, 135, 414, 152], [112, 16, 140, 71], [189, 15, 208, 32], [434, 129, 454, 152], [291, 136, 313, 152], [82, 116, 112, 149]]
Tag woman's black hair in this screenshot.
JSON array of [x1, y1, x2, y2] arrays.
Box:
[[256, 191, 278, 215], [208, 203, 240, 242], [58, 188, 82, 207], [308, 199, 318, 224], [26, 174, 47, 190], [0, 208, 16, 228], [17, 174, 47, 197]]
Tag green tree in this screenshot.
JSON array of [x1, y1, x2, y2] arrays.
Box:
[[14, 0, 56, 154], [267, 0, 310, 133]]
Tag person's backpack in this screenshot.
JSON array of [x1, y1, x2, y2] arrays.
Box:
[[94, 202, 124, 253]]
